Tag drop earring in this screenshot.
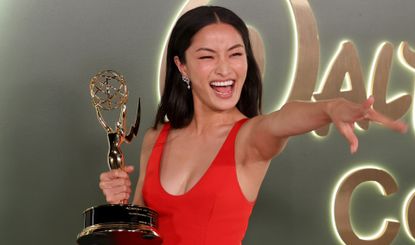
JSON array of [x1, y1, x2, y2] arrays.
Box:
[[182, 75, 191, 90]]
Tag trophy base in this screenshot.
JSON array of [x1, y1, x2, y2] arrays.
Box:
[[77, 229, 162, 245], [77, 204, 162, 245]]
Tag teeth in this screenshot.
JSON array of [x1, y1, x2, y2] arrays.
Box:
[[210, 80, 234, 87]]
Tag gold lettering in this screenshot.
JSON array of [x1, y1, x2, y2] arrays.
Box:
[[399, 41, 415, 71], [369, 42, 412, 121], [162, 1, 413, 133], [287, 0, 412, 136], [333, 168, 400, 245], [404, 191, 415, 240], [249, 27, 266, 77], [286, 0, 320, 101], [314, 41, 368, 136]]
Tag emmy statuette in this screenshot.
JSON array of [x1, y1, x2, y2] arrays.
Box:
[[77, 70, 161, 245]]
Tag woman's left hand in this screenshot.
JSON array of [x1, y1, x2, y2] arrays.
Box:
[[326, 96, 408, 153]]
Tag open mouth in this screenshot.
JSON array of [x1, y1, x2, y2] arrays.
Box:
[[209, 80, 235, 97]]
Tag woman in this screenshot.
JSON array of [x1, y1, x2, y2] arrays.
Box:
[[99, 6, 407, 244]]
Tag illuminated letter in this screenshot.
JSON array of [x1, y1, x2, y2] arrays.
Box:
[[249, 27, 266, 77], [403, 190, 415, 241], [314, 41, 368, 136], [286, 0, 320, 102], [399, 41, 415, 71], [333, 167, 400, 245], [398, 41, 415, 132], [369, 42, 411, 123]]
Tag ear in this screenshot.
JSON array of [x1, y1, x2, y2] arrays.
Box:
[[174, 56, 188, 76]]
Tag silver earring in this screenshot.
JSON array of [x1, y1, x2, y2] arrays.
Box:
[[182, 75, 191, 90]]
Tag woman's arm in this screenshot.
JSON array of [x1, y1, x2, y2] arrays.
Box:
[[238, 96, 407, 164]]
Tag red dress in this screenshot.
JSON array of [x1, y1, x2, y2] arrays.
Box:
[[142, 119, 254, 245]]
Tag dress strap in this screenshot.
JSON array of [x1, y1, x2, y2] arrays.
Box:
[[227, 118, 249, 140], [154, 122, 171, 146], [144, 123, 171, 178]]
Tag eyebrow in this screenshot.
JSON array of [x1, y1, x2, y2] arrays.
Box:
[[195, 44, 244, 53]]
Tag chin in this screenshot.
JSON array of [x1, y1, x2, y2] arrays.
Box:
[[212, 98, 240, 112]]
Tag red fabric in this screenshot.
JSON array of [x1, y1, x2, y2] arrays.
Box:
[[142, 119, 254, 245]]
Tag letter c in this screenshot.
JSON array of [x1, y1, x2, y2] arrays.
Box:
[[333, 168, 400, 245]]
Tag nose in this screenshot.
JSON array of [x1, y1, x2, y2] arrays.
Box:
[[215, 57, 231, 77]]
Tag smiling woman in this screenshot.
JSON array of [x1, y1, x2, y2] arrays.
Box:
[[98, 5, 407, 245], [173, 23, 249, 115], [154, 6, 262, 129]]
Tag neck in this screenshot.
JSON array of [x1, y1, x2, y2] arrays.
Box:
[[188, 107, 244, 135]]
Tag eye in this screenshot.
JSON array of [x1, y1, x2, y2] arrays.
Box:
[[231, 52, 244, 57], [198, 56, 213, 60]]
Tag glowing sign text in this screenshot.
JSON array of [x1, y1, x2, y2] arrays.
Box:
[[332, 167, 415, 244]]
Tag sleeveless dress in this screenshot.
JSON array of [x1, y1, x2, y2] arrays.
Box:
[[142, 119, 254, 245]]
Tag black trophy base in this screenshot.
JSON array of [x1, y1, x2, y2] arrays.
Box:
[[77, 204, 162, 245], [77, 230, 162, 245]]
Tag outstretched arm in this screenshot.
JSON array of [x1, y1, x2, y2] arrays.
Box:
[[239, 96, 407, 163]]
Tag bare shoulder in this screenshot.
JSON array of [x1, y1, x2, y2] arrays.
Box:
[[235, 116, 262, 158], [140, 125, 164, 167], [236, 115, 266, 143], [236, 114, 286, 163], [141, 126, 162, 152], [132, 125, 163, 205]]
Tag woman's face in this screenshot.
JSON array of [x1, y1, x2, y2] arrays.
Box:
[[175, 23, 248, 114]]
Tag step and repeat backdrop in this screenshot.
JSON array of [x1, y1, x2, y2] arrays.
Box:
[[0, 0, 414, 244]]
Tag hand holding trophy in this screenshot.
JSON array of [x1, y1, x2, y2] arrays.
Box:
[[77, 70, 161, 245]]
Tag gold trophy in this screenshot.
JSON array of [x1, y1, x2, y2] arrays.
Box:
[[77, 70, 161, 245]]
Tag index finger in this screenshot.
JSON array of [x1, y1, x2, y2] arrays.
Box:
[[366, 109, 408, 133]]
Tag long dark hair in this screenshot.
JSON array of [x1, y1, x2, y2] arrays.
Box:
[[153, 6, 262, 129]]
